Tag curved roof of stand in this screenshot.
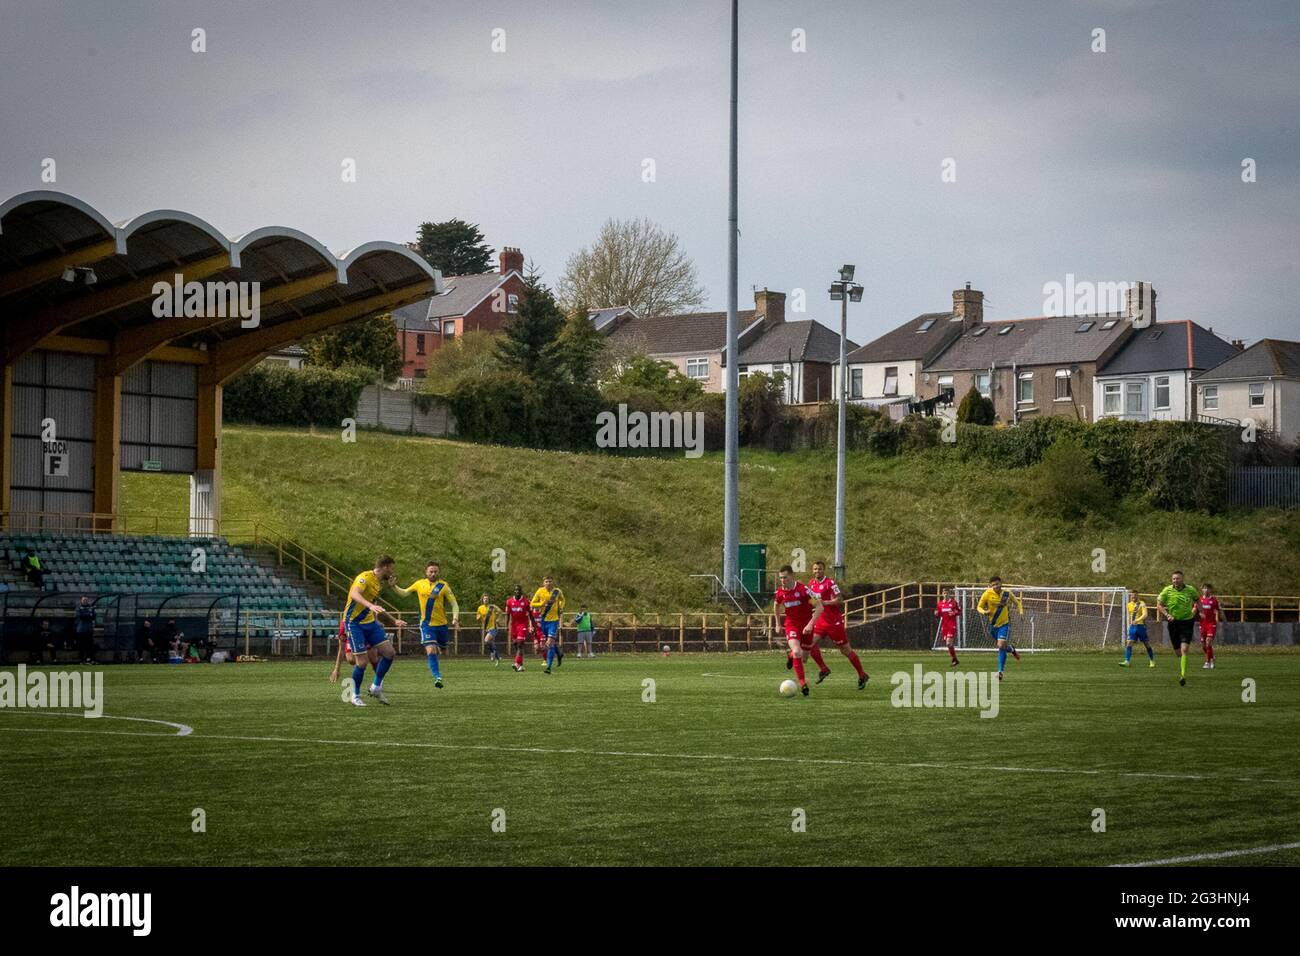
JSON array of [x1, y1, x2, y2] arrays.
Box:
[[0, 190, 443, 381]]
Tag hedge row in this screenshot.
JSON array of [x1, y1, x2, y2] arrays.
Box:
[[223, 363, 374, 427]]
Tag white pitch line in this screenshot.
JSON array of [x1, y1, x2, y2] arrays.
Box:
[[1112, 841, 1300, 867], [6, 711, 193, 736], [0, 716, 1290, 785]]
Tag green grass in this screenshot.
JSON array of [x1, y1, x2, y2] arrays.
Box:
[[2, 648, 1297, 866], [118, 426, 1300, 612]]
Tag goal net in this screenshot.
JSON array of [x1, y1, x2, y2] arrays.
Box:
[[934, 586, 1129, 652]]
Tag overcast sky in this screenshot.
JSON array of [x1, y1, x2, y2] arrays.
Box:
[[1, 0, 1296, 345]]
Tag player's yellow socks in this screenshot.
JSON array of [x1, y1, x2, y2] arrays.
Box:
[[1179, 653, 1186, 678]]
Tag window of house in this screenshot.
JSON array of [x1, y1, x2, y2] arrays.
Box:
[[1125, 381, 1144, 415], [1249, 382, 1265, 407], [1101, 319, 1119, 330], [976, 372, 992, 397], [415, 334, 426, 355], [1017, 370, 1034, 404], [1076, 321, 1095, 333], [443, 321, 456, 340], [1102, 382, 1122, 415], [430, 319, 442, 334], [970, 327, 988, 337], [507, 294, 519, 313], [998, 325, 1014, 335], [1154, 375, 1171, 410], [917, 319, 936, 332], [686, 357, 710, 381], [850, 368, 863, 399], [1203, 385, 1218, 410], [937, 374, 954, 401], [738, 365, 750, 380], [883, 366, 899, 396], [1054, 369, 1072, 400]]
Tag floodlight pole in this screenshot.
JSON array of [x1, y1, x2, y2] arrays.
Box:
[[722, 0, 740, 597], [834, 289, 847, 580], [829, 267, 861, 582]]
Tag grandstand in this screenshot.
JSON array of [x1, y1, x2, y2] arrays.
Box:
[[0, 530, 331, 660]]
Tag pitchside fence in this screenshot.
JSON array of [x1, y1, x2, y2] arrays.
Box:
[[3, 512, 1300, 656]]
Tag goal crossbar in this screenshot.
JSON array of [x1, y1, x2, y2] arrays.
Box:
[[933, 586, 1130, 653]]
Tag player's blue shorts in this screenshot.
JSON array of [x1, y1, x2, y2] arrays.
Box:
[[1128, 624, 1149, 642], [991, 623, 1010, 642], [347, 619, 387, 654], [540, 619, 558, 639], [421, 624, 449, 648]]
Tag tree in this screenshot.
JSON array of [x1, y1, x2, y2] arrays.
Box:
[[604, 354, 704, 405], [420, 329, 501, 397], [956, 386, 996, 425], [414, 219, 493, 276], [303, 314, 402, 382], [555, 300, 608, 388], [497, 275, 566, 380], [559, 217, 707, 318]]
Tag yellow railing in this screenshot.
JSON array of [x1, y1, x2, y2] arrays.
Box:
[[5, 513, 1300, 627]]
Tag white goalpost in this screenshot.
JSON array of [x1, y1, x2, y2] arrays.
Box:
[[933, 586, 1130, 653]]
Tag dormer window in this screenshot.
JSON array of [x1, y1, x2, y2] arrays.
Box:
[[1076, 321, 1095, 333], [917, 319, 936, 332], [970, 326, 988, 337], [998, 325, 1013, 335]]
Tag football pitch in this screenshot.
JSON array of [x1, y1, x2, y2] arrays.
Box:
[[2, 649, 1298, 867]]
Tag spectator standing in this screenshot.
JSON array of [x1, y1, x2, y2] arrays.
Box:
[[574, 606, 596, 658], [74, 596, 97, 664]]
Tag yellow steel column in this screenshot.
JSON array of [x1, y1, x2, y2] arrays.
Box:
[[0, 362, 12, 522], [92, 361, 122, 530]]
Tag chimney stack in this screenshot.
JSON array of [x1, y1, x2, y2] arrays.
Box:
[[499, 246, 524, 276], [1125, 281, 1156, 328], [754, 288, 786, 331], [952, 283, 983, 328]]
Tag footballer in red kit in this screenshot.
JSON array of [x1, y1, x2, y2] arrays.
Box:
[[1196, 583, 1223, 669], [505, 585, 534, 671], [773, 564, 830, 694], [935, 587, 961, 666], [807, 560, 869, 690]]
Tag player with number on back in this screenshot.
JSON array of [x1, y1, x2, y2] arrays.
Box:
[[1197, 583, 1223, 670], [976, 575, 1022, 682], [935, 588, 961, 667], [774, 564, 827, 696], [1120, 588, 1155, 668], [807, 560, 869, 690]]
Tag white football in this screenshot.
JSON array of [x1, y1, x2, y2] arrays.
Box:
[[779, 679, 798, 698], [662, 644, 671, 653]]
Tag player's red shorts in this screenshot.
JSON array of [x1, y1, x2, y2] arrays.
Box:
[[511, 623, 530, 642], [939, 631, 957, 645], [813, 618, 848, 646], [1200, 626, 1217, 642], [784, 624, 815, 648]]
